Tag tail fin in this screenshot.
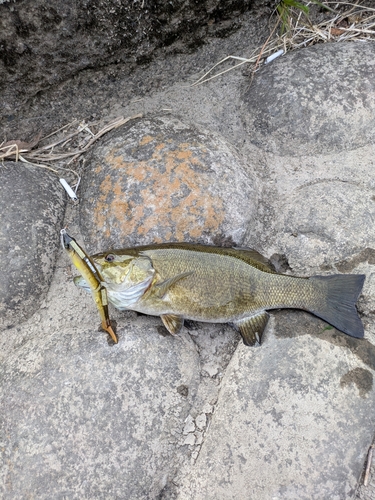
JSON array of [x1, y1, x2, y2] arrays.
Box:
[[309, 274, 365, 338]]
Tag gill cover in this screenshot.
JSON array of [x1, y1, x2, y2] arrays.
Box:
[[94, 255, 156, 308]]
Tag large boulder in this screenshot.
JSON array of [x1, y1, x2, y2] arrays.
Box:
[[80, 115, 257, 252], [241, 42, 375, 156], [0, 163, 65, 330], [240, 43, 375, 273], [0, 261, 202, 498], [177, 314, 375, 499], [0, 0, 259, 118]]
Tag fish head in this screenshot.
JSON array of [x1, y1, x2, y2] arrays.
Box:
[[92, 252, 155, 290], [92, 252, 156, 308]]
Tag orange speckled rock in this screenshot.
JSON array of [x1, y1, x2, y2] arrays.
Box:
[[80, 116, 257, 252]]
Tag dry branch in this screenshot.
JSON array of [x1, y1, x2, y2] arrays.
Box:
[[1, 114, 142, 178], [190, 1, 375, 87]]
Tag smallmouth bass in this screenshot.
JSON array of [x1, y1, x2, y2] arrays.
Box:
[[74, 242, 365, 345]]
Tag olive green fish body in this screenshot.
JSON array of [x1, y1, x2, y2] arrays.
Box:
[[135, 250, 303, 320], [87, 243, 365, 345]]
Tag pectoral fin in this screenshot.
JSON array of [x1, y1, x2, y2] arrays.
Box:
[[155, 272, 193, 298], [73, 275, 91, 293], [161, 314, 184, 335], [233, 312, 270, 346]]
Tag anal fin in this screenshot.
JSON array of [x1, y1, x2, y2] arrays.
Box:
[[233, 312, 270, 346], [161, 314, 184, 336]]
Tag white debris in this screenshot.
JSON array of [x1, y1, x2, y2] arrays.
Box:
[[183, 415, 195, 435], [195, 413, 207, 431], [59, 178, 78, 202], [195, 431, 203, 446], [265, 49, 284, 65], [184, 433, 196, 446], [202, 363, 219, 378], [202, 403, 214, 414]]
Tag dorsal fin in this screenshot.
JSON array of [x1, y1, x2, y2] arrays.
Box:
[[231, 247, 276, 273], [101, 243, 276, 274]]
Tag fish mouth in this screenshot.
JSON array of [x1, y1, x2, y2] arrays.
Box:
[[104, 274, 152, 292]]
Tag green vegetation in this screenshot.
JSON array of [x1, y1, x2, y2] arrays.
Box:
[[319, 325, 334, 334], [276, 0, 335, 34]]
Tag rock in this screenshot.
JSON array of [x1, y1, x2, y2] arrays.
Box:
[[0, 163, 65, 330], [244, 43, 375, 275], [241, 42, 375, 156], [183, 415, 196, 435], [245, 145, 375, 274], [0, 258, 201, 498], [195, 413, 207, 430], [80, 115, 257, 253], [239, 43, 375, 274], [177, 322, 375, 499], [0, 0, 255, 118], [184, 434, 196, 446]]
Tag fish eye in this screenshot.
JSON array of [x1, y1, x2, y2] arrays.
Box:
[[105, 254, 116, 262]]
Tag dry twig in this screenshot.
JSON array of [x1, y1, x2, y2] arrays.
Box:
[[190, 1, 375, 87], [1, 114, 142, 178], [364, 444, 375, 487]]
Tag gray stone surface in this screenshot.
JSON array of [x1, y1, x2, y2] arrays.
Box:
[[177, 313, 375, 500], [0, 163, 65, 330], [241, 42, 375, 156], [0, 0, 265, 118], [0, 248, 202, 499], [241, 146, 375, 275], [80, 115, 256, 253], [0, 274, 199, 500]]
